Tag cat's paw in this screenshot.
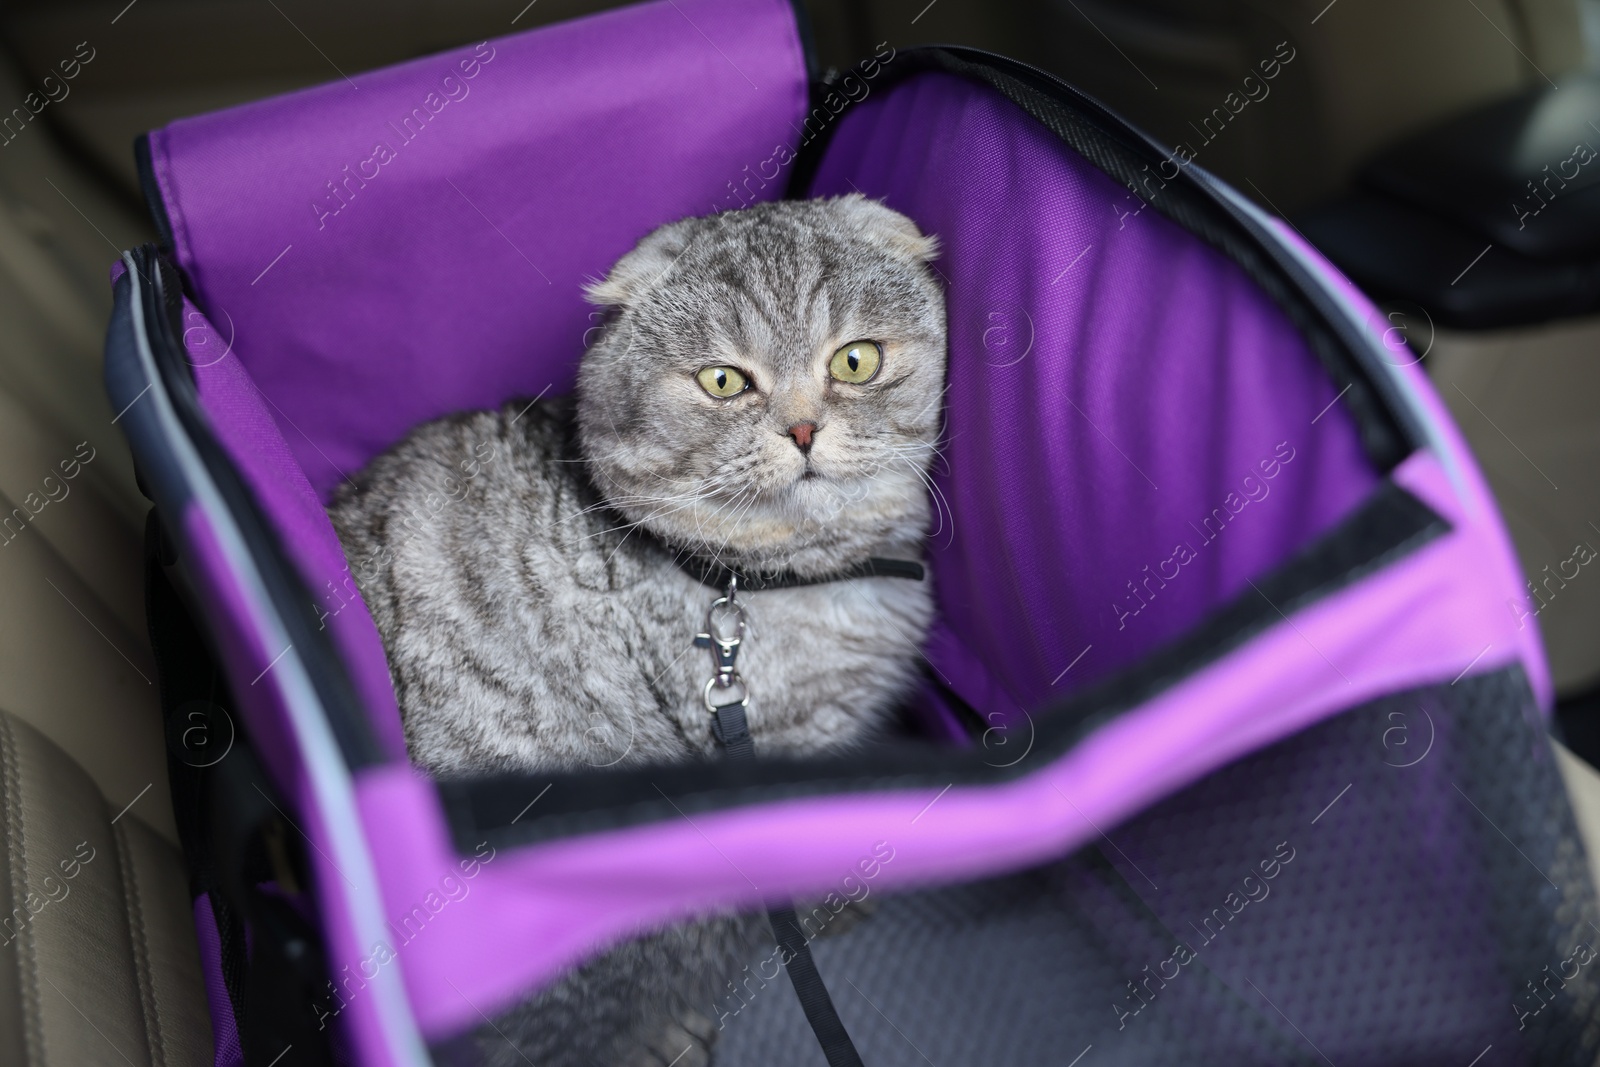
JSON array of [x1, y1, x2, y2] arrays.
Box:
[[627, 1009, 718, 1067]]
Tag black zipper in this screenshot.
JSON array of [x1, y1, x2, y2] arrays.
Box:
[[135, 134, 178, 259]]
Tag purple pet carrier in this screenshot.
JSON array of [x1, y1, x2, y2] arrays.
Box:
[[104, 0, 1597, 1063]]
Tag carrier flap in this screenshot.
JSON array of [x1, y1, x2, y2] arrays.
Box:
[[141, 0, 811, 500]]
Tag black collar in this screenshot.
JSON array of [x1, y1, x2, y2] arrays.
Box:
[[677, 554, 926, 592]]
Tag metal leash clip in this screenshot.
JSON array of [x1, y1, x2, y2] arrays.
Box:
[[695, 576, 750, 712]]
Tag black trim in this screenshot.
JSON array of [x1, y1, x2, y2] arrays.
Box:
[[782, 68, 851, 199], [783, 0, 821, 86], [135, 133, 177, 257], [679, 554, 925, 592], [783, 43, 898, 199], [123, 245, 387, 768], [788, 46, 1425, 473], [145, 509, 249, 1017], [439, 480, 1448, 852]]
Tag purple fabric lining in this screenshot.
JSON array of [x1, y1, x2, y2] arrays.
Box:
[[809, 72, 1379, 714], [192, 893, 243, 1067], [182, 297, 406, 758], [356, 447, 1535, 1037], [146, 0, 809, 502]]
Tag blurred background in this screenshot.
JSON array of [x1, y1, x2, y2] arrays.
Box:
[[2, 0, 1599, 846]]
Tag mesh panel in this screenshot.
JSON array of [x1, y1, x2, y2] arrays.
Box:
[[435, 669, 1600, 1066], [710, 670, 1600, 1067]]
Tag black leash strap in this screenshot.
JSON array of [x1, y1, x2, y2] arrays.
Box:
[[692, 564, 904, 1067], [710, 704, 866, 1067], [768, 906, 867, 1067], [710, 704, 755, 761]]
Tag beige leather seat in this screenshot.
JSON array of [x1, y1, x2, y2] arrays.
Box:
[[0, 36, 207, 1067], [0, 707, 210, 1066], [0, 39, 172, 846], [1557, 739, 1600, 896]]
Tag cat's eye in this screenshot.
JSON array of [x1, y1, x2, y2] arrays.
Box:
[[696, 365, 749, 398], [829, 341, 882, 384]]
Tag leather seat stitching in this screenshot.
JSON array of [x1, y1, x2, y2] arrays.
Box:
[[115, 819, 164, 1067], [1, 715, 45, 1066]]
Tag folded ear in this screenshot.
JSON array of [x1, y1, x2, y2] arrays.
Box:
[[831, 193, 940, 263], [584, 216, 703, 307]]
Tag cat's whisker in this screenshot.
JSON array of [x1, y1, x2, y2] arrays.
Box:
[[696, 482, 754, 541], [889, 451, 955, 545], [885, 439, 951, 477], [538, 494, 676, 534], [897, 392, 951, 432], [907, 462, 954, 545], [579, 475, 759, 551], [584, 487, 748, 543], [546, 471, 751, 536], [700, 484, 763, 565], [597, 478, 749, 553], [577, 491, 712, 545]]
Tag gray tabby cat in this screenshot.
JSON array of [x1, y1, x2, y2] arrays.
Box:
[[329, 194, 946, 1066]]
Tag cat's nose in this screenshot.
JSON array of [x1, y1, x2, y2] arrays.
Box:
[[787, 421, 817, 453]]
